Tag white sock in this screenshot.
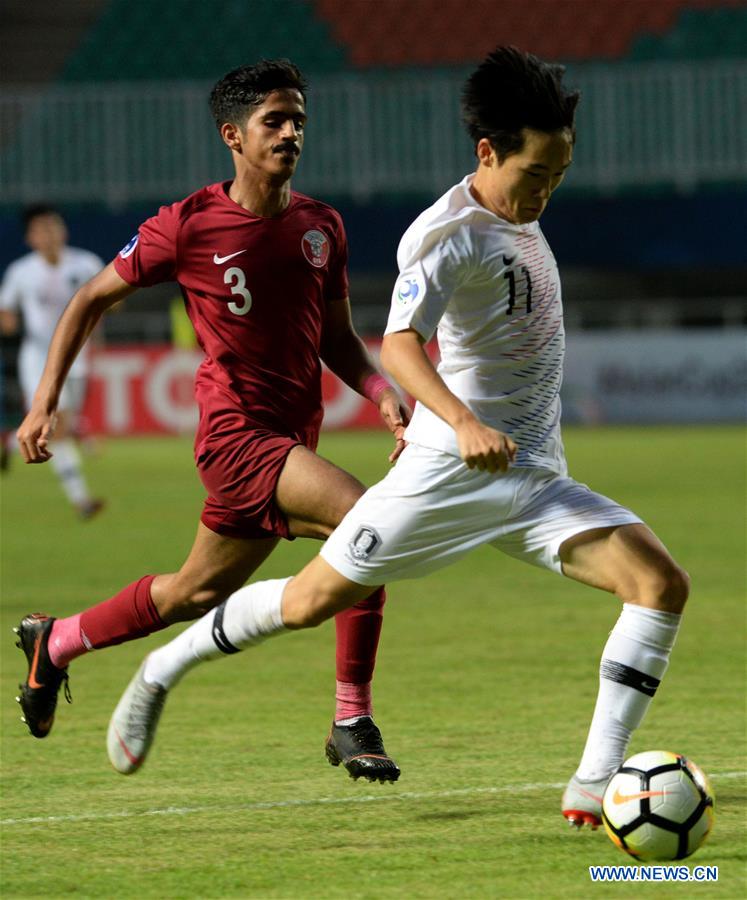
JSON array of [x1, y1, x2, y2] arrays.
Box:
[[144, 577, 290, 690], [575, 602, 682, 782], [49, 439, 91, 506]]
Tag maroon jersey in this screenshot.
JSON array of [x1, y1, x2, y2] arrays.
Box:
[[114, 181, 348, 450]]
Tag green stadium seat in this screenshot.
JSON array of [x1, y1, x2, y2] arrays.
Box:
[[62, 0, 349, 81], [631, 6, 747, 61]]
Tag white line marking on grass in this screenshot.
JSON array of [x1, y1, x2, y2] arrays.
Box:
[[1, 771, 743, 828]]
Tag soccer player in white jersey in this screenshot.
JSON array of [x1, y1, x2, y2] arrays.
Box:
[[109, 47, 689, 830], [0, 206, 104, 518]]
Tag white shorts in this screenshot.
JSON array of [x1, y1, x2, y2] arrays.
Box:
[[19, 343, 87, 415], [320, 443, 642, 586]]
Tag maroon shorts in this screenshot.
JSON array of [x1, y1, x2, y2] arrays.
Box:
[[197, 424, 319, 540]]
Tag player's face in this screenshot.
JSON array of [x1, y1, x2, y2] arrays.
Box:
[[25, 213, 68, 256], [478, 128, 573, 224], [238, 89, 307, 181]]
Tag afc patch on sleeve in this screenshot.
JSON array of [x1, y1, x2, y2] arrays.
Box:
[[119, 234, 139, 259], [347, 525, 382, 562], [394, 270, 425, 307]]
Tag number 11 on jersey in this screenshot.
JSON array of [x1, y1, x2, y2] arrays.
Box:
[[504, 266, 532, 315]]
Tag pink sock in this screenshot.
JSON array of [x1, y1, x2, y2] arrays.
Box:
[[50, 575, 166, 668], [335, 680, 372, 721], [48, 614, 84, 668]]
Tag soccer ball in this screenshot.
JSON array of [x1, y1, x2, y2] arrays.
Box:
[[601, 751, 714, 861]]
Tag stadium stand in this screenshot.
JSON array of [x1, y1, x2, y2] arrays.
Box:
[[314, 0, 747, 66], [2, 0, 107, 83], [4, 0, 744, 86], [61, 0, 348, 81]]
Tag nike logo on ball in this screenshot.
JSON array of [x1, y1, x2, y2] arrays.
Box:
[[213, 250, 246, 264], [611, 787, 666, 805]]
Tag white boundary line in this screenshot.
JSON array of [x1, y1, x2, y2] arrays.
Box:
[[1, 771, 744, 828]]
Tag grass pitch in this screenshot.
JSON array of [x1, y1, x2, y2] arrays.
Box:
[[1, 426, 745, 899]]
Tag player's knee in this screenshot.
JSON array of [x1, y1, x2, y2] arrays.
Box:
[[160, 584, 229, 623], [294, 606, 328, 628], [283, 594, 327, 629], [644, 560, 690, 614], [663, 562, 690, 613], [350, 585, 386, 612], [282, 586, 338, 630]]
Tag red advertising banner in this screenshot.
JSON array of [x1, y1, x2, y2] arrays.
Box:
[[83, 332, 746, 434], [85, 341, 397, 435]]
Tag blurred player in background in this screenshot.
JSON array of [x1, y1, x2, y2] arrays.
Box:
[[110, 47, 689, 827], [0, 205, 104, 517], [0, 320, 23, 472], [14, 60, 407, 783]]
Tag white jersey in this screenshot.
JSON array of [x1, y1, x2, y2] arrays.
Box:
[[0, 247, 103, 378], [385, 174, 566, 475]]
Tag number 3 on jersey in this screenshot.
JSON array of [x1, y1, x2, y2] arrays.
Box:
[[224, 266, 252, 316]]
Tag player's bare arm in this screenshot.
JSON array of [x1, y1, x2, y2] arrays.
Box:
[[320, 297, 410, 461], [17, 262, 135, 463], [380, 328, 517, 473], [0, 309, 19, 335]]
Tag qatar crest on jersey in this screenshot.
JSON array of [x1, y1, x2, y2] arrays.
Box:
[[119, 234, 139, 259], [302, 229, 330, 268]]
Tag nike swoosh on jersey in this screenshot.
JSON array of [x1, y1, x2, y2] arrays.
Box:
[[611, 787, 666, 805], [213, 250, 247, 264]]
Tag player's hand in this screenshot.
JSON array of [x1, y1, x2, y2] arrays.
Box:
[[377, 387, 411, 463], [16, 408, 57, 464], [455, 419, 517, 473]]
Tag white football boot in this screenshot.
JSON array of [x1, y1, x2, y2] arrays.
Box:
[[561, 774, 610, 829], [107, 659, 167, 774]]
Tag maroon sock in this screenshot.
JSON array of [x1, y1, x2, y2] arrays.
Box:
[[76, 575, 167, 653], [334, 587, 385, 688]]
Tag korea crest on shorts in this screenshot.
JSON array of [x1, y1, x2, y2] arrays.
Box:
[[302, 229, 330, 268], [348, 525, 382, 562]]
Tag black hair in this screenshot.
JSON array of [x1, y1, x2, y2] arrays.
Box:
[[22, 204, 62, 230], [461, 46, 580, 161], [209, 59, 308, 131]]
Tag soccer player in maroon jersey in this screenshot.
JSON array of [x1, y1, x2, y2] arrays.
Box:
[[14, 60, 406, 782]]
